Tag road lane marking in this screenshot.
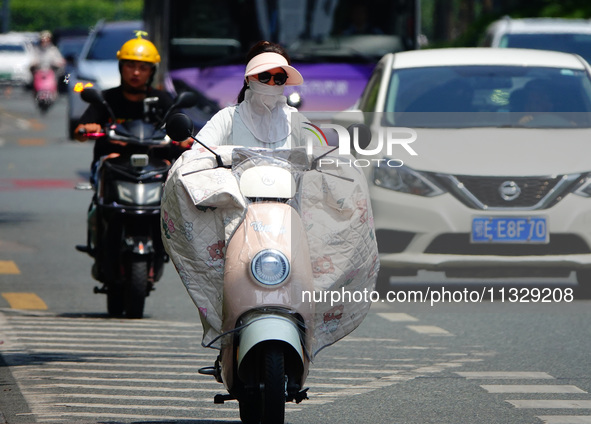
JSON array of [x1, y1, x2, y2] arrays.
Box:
[[1, 293, 47, 310], [2, 312, 490, 423], [0, 260, 20, 274], [377, 312, 418, 322], [509, 400, 591, 409], [407, 325, 452, 335], [0, 179, 79, 191], [33, 383, 220, 392], [18, 138, 45, 146], [482, 385, 586, 394], [538, 416, 591, 423], [27, 412, 237, 421], [456, 371, 554, 379]]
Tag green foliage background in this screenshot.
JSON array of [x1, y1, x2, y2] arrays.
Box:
[[6, 0, 142, 32]]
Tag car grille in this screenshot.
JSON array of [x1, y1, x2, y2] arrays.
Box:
[[425, 233, 590, 256], [435, 174, 582, 210], [458, 176, 559, 207]]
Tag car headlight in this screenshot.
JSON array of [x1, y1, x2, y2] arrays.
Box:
[[373, 163, 445, 197], [574, 174, 591, 197], [115, 181, 162, 205], [251, 249, 290, 286]]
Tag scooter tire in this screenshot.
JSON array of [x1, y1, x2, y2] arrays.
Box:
[[125, 261, 148, 319], [106, 284, 124, 317], [238, 342, 286, 424], [261, 343, 286, 424], [239, 395, 261, 424]]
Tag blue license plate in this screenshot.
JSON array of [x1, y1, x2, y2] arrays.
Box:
[[471, 217, 548, 243]]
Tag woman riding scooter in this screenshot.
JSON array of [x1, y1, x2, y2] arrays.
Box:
[[30, 31, 65, 113], [162, 40, 378, 423], [192, 40, 312, 149]]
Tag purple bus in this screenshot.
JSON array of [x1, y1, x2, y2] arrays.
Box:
[[144, 0, 420, 123]]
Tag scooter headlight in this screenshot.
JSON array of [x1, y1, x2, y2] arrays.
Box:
[[251, 249, 290, 286], [115, 181, 162, 205]]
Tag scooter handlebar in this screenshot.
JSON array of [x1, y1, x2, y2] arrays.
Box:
[[77, 128, 106, 139], [86, 132, 106, 139]]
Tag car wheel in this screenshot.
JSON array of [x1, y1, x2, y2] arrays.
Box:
[[575, 270, 591, 297], [375, 269, 391, 296]]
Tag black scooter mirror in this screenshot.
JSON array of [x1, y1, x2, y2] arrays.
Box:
[[80, 88, 104, 105], [80, 88, 116, 123], [174, 91, 199, 109], [347, 123, 372, 151], [166, 113, 194, 141]]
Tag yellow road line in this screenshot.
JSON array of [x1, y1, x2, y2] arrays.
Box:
[[0, 260, 20, 274], [2, 293, 48, 310], [18, 138, 45, 146]]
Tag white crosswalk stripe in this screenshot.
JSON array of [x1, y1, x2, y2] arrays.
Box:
[[0, 310, 488, 422], [538, 416, 591, 423], [456, 370, 591, 423]]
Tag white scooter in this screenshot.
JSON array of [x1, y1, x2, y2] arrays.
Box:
[[163, 113, 378, 424]]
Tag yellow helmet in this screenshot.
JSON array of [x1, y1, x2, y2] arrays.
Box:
[[116, 31, 161, 64]]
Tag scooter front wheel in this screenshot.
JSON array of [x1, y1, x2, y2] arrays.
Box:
[[106, 284, 124, 317], [125, 260, 148, 319], [262, 343, 286, 423], [239, 342, 286, 424]]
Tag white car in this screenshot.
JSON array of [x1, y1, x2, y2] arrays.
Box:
[[333, 47, 591, 292], [482, 17, 591, 64], [0, 33, 36, 87]]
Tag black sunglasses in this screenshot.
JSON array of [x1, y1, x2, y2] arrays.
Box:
[[257, 71, 288, 85]]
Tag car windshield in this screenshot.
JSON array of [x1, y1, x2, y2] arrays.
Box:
[[86, 26, 140, 61], [385, 65, 591, 128], [58, 38, 86, 59], [500, 33, 591, 64]]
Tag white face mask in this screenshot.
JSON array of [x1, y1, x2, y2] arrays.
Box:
[[247, 79, 285, 108], [248, 78, 285, 95], [238, 78, 291, 144]]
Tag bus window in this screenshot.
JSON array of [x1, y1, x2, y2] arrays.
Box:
[[145, 0, 419, 117]]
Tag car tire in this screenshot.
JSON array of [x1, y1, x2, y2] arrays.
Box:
[[375, 269, 391, 296], [575, 270, 591, 297]]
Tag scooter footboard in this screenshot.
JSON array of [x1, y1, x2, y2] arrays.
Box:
[[237, 315, 304, 380]]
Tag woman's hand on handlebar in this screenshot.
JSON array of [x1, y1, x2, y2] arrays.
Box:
[[176, 138, 194, 149], [74, 123, 104, 142]]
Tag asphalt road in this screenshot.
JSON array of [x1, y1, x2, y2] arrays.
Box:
[[0, 88, 590, 424]]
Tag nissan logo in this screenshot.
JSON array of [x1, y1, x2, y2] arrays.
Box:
[[499, 181, 521, 201]]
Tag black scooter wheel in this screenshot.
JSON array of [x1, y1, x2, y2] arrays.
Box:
[[125, 260, 148, 319]]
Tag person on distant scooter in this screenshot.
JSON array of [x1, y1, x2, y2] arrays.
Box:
[[30, 31, 65, 106], [74, 31, 192, 183], [30, 31, 65, 79]]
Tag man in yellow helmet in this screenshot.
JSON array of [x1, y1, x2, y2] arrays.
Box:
[[74, 32, 191, 177]]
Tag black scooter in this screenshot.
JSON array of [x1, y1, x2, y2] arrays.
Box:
[[76, 88, 197, 318]]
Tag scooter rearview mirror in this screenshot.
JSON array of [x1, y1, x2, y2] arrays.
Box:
[[80, 88, 104, 105], [166, 113, 194, 141], [81, 88, 117, 123], [175, 91, 199, 109]]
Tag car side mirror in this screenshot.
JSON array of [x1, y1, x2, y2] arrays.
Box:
[[347, 123, 372, 151]]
